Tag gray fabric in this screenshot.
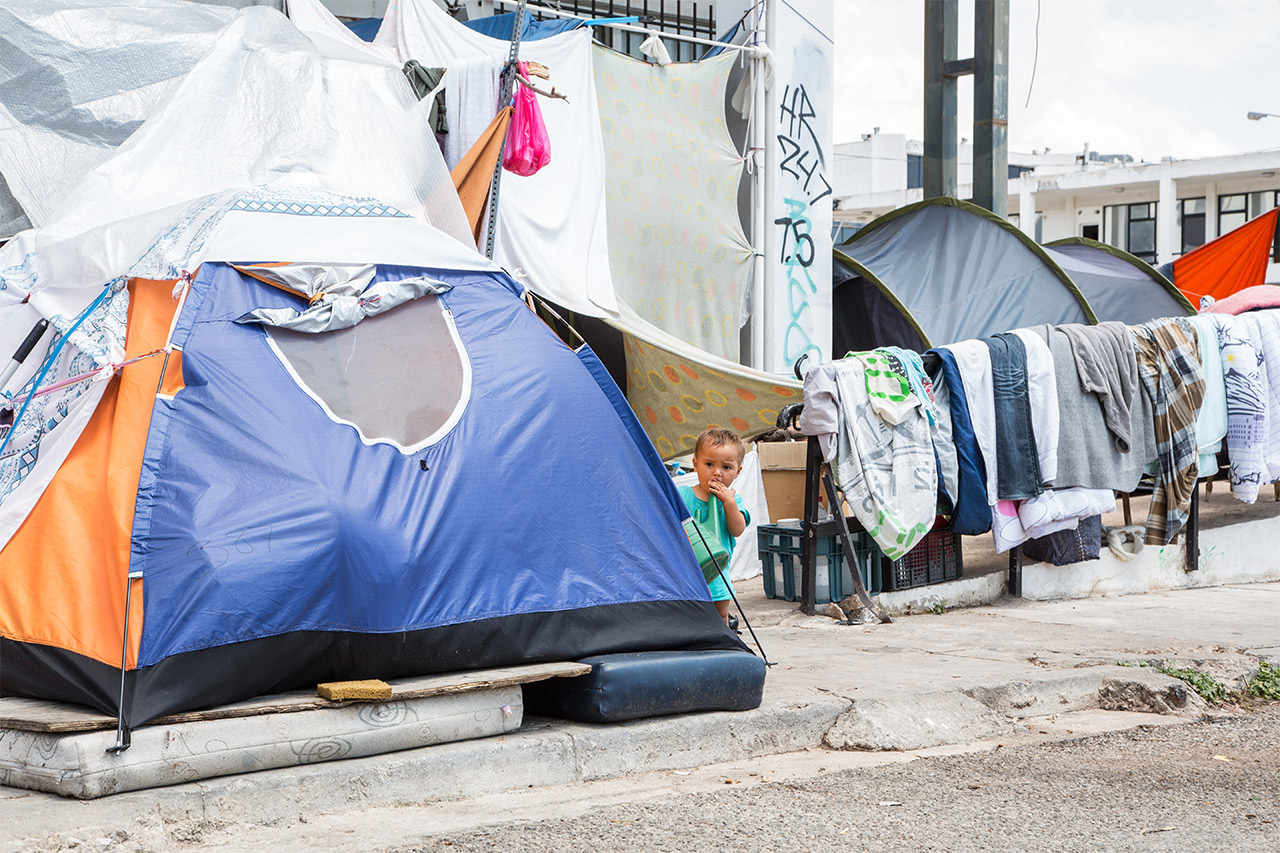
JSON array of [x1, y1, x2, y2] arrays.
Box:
[[236, 275, 452, 334], [1035, 324, 1155, 492], [1056, 322, 1139, 453], [838, 203, 1091, 348], [403, 61, 449, 135], [0, 173, 31, 241], [1044, 243, 1191, 324]]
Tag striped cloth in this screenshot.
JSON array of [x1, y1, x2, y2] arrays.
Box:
[[1206, 314, 1268, 502], [1132, 319, 1205, 545]]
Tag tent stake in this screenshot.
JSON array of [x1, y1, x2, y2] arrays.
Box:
[[106, 571, 143, 755]]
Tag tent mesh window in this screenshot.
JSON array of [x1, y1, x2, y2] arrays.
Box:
[[268, 294, 466, 448]]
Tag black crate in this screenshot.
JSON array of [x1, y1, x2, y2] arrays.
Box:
[[884, 526, 963, 591], [756, 523, 883, 604]]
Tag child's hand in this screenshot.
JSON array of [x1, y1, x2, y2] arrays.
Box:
[[708, 480, 737, 508]]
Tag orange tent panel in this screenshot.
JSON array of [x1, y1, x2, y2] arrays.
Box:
[[0, 278, 183, 668], [1173, 207, 1279, 307]]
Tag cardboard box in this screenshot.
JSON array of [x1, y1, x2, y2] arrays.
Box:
[[755, 440, 808, 523]]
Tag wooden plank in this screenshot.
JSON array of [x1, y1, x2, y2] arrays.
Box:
[[388, 662, 591, 701], [0, 696, 117, 733], [0, 661, 592, 734]]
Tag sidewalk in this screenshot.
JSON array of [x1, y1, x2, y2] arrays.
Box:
[[5, 581, 1280, 850]]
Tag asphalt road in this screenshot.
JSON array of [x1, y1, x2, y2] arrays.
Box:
[[391, 707, 1280, 853]]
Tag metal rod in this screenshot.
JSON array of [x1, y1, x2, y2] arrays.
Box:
[[687, 505, 771, 666], [106, 570, 143, 755], [1008, 544, 1022, 597], [800, 436, 821, 615], [483, 0, 529, 259], [1185, 482, 1200, 572], [821, 467, 892, 623]]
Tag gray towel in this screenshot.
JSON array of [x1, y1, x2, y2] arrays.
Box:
[[1057, 322, 1138, 453]]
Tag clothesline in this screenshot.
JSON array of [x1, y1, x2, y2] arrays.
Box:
[[797, 305, 1280, 566]]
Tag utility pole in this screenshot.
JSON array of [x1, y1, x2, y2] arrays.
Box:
[[923, 0, 958, 200], [973, 0, 1009, 217], [923, 0, 1009, 216]]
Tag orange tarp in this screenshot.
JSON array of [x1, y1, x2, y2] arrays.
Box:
[[0, 279, 183, 668], [1173, 207, 1280, 307], [451, 105, 512, 246]]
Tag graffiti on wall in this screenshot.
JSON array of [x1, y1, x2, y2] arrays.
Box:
[[774, 80, 831, 368], [766, 0, 832, 374]]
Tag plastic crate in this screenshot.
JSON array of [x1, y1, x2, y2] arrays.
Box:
[[756, 523, 882, 604], [884, 526, 963, 591]]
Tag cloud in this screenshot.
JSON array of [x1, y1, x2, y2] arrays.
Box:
[[831, 0, 1280, 160]]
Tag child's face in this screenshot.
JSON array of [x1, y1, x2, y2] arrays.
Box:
[[693, 442, 741, 491]]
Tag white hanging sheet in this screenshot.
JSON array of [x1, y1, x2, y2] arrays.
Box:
[[375, 0, 617, 317], [593, 47, 752, 362]]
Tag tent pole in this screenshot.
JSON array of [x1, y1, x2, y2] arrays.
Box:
[[483, 0, 528, 259], [106, 570, 143, 755]]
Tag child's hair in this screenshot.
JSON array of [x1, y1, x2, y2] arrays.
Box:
[[693, 427, 746, 464]]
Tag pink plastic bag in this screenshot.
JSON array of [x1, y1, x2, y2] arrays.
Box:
[[502, 62, 551, 177]]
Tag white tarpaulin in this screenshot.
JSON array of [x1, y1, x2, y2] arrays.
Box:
[[594, 47, 752, 363], [765, 0, 833, 374], [0, 2, 474, 550], [0, 0, 241, 235], [30, 5, 469, 299], [375, 0, 617, 317]]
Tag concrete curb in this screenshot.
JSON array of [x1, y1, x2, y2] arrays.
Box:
[[0, 691, 851, 850]]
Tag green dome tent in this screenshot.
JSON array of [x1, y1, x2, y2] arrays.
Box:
[[833, 197, 1192, 354]]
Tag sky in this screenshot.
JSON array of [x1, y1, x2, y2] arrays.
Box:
[[832, 0, 1280, 163]]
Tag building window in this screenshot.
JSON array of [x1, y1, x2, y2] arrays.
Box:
[[832, 221, 864, 245], [1218, 193, 1249, 237], [1126, 203, 1156, 262], [1103, 202, 1157, 262], [907, 154, 923, 190], [1251, 190, 1280, 261], [1179, 198, 1205, 254]]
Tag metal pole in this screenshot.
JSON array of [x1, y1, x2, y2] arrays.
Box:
[[761, 0, 778, 370], [924, 0, 958, 199], [106, 570, 143, 754], [749, 0, 766, 370], [483, 0, 529, 259], [973, 0, 1009, 216]]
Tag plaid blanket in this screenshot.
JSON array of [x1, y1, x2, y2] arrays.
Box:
[[1132, 319, 1205, 545]]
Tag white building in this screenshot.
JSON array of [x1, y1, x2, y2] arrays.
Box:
[[833, 132, 1280, 281]]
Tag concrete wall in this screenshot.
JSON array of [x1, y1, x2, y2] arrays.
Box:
[[1021, 513, 1280, 601]]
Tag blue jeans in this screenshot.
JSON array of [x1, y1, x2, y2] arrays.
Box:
[[984, 333, 1043, 501], [928, 348, 991, 535]]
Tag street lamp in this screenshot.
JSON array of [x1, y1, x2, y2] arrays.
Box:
[[1247, 111, 1280, 121]]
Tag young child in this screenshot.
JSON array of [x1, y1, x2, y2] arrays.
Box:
[[678, 428, 750, 626]]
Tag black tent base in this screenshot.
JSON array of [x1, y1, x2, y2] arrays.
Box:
[[1, 599, 747, 728]]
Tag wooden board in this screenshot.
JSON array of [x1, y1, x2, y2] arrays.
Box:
[[0, 661, 591, 733]]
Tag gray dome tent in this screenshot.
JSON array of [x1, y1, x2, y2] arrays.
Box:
[[1042, 237, 1193, 324], [832, 197, 1192, 354]]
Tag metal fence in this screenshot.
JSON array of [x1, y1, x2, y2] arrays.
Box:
[[492, 1, 718, 62]]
